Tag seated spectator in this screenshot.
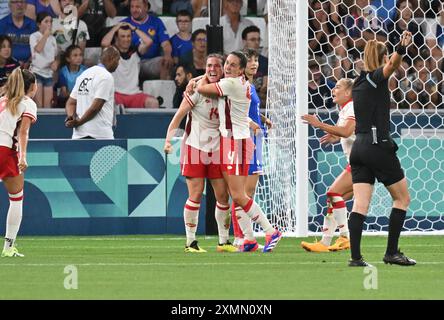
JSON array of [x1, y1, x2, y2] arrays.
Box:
[[101, 22, 159, 108], [344, 0, 387, 50], [0, 0, 10, 19], [406, 57, 439, 110], [57, 44, 87, 106], [76, 0, 117, 47], [0, 0, 37, 67], [52, 0, 90, 53], [179, 28, 206, 77], [242, 25, 268, 108], [0, 35, 20, 89], [389, 59, 411, 109], [25, 0, 61, 20], [220, 0, 253, 55], [324, 32, 353, 81], [30, 12, 58, 108], [386, 0, 424, 58], [122, 0, 173, 80], [423, 1, 443, 62], [173, 63, 192, 109], [114, 0, 130, 16], [168, 0, 192, 16], [191, 0, 207, 17], [170, 9, 193, 65], [308, 59, 334, 109]]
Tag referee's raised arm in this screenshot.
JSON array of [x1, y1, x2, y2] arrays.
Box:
[[382, 31, 412, 78]]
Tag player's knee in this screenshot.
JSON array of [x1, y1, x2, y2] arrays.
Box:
[[352, 201, 369, 215]]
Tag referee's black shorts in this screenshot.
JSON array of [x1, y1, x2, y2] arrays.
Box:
[[350, 134, 405, 187]]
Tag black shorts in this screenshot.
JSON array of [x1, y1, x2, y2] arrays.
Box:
[[350, 135, 405, 187]]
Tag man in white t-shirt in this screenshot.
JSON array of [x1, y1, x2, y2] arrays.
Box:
[[101, 21, 159, 108], [220, 0, 253, 55], [64, 46, 120, 139]]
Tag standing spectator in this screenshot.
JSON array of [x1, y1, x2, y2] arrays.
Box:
[[173, 63, 192, 109], [52, 0, 90, 53], [220, 0, 253, 55], [57, 44, 87, 106], [76, 0, 117, 47], [423, 0, 443, 62], [0, 0, 37, 67], [25, 0, 61, 20], [0, 35, 20, 88], [170, 9, 193, 65], [101, 22, 159, 108], [30, 12, 58, 108], [0, 0, 10, 19], [242, 25, 267, 108], [122, 0, 173, 80], [113, 0, 130, 16], [179, 28, 206, 77], [65, 47, 120, 139]]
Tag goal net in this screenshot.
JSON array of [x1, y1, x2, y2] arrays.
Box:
[[256, 0, 444, 236]]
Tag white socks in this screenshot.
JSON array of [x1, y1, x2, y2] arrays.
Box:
[[215, 202, 230, 244], [184, 198, 200, 246], [4, 190, 23, 251], [241, 198, 274, 236]]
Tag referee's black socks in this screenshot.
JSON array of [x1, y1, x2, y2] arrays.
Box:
[[386, 208, 407, 255], [349, 212, 366, 260]]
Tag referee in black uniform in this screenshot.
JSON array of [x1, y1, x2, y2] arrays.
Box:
[[348, 31, 416, 267]]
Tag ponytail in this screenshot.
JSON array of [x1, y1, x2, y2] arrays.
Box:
[[363, 40, 387, 72], [4, 68, 36, 116]]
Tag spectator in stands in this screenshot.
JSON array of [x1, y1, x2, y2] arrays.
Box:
[[423, 0, 443, 62], [122, 0, 173, 80], [191, 0, 207, 17], [220, 0, 253, 55], [0, 0, 37, 67], [57, 44, 87, 106], [179, 28, 206, 77], [65, 46, 120, 139], [0, 0, 10, 19], [25, 0, 61, 20], [389, 58, 411, 109], [30, 12, 58, 108], [242, 25, 268, 108], [371, 0, 397, 25], [169, 0, 193, 16], [114, 0, 130, 16], [386, 0, 424, 58], [76, 0, 117, 47], [406, 57, 440, 110], [170, 9, 193, 65], [326, 32, 353, 81], [308, 59, 334, 110], [343, 0, 387, 50], [173, 63, 192, 109], [52, 0, 90, 53], [101, 22, 159, 108], [0, 35, 20, 89]]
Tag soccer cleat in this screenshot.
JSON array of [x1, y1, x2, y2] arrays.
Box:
[[301, 241, 329, 253], [348, 257, 372, 267], [216, 241, 239, 253], [263, 229, 282, 253], [1, 246, 24, 257], [328, 236, 350, 252], [383, 249, 416, 266], [184, 240, 207, 253], [241, 239, 259, 252]]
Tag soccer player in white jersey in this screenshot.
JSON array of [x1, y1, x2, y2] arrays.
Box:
[[300, 78, 356, 252], [164, 54, 238, 253], [197, 51, 282, 253], [0, 68, 38, 257]]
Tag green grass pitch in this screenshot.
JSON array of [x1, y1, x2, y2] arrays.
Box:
[[0, 235, 443, 299]]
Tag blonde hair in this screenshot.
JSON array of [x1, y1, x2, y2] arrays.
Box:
[[4, 68, 35, 116], [363, 40, 387, 72], [340, 78, 354, 91]]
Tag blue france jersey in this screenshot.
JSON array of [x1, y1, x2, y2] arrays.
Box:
[[248, 84, 265, 174], [170, 34, 192, 58], [248, 84, 266, 134]]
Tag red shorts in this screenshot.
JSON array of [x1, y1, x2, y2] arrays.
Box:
[[115, 92, 153, 108], [219, 136, 254, 176], [346, 163, 351, 173], [180, 144, 222, 179], [0, 146, 19, 179]]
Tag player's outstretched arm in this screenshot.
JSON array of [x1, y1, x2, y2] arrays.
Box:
[[301, 114, 355, 138], [164, 99, 192, 153]]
